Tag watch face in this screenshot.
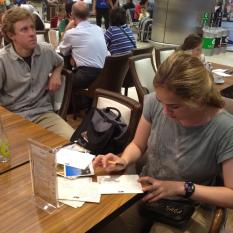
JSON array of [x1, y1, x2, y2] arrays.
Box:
[[184, 181, 195, 198]]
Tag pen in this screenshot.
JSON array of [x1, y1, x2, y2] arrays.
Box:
[[108, 161, 125, 167]]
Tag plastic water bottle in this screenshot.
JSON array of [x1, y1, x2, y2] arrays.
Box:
[[0, 118, 11, 163]]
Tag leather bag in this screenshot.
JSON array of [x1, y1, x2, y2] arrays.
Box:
[[139, 199, 196, 228]]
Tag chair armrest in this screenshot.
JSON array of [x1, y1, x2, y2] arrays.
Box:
[[57, 68, 73, 120], [208, 207, 226, 233], [61, 68, 73, 76]]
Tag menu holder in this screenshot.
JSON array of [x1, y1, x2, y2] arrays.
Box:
[[28, 138, 62, 214]]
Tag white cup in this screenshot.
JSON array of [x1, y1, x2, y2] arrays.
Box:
[[213, 74, 224, 84]]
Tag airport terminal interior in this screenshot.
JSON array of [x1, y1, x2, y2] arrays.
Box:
[[0, 0, 233, 232]]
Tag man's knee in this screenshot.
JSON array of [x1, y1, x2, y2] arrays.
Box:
[[34, 112, 74, 140]]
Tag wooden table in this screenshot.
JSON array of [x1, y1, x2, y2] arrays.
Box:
[[0, 107, 67, 174], [0, 107, 140, 233], [212, 63, 233, 92], [0, 163, 140, 233]]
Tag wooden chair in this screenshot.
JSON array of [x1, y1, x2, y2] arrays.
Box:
[[92, 88, 142, 145], [72, 53, 132, 118], [48, 29, 59, 49], [208, 96, 233, 233], [220, 85, 233, 100], [36, 30, 49, 43], [155, 46, 177, 68], [123, 46, 155, 96], [50, 68, 73, 120], [129, 53, 156, 105]]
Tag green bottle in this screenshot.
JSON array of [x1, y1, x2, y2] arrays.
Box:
[[202, 12, 209, 27], [0, 118, 11, 162]]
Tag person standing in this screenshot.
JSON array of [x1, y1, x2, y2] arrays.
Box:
[[93, 0, 110, 29]]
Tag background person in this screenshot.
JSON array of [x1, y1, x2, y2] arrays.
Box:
[[93, 0, 110, 29], [134, 0, 148, 21], [93, 52, 233, 233], [122, 0, 134, 11], [0, 7, 74, 140], [0, 4, 6, 48], [180, 33, 202, 58], [59, 1, 108, 90], [105, 7, 136, 55], [58, 2, 74, 40]]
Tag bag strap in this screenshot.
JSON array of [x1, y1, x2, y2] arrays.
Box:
[[96, 107, 122, 121], [120, 26, 137, 48]]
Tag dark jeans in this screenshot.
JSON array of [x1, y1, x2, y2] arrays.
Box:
[[72, 66, 102, 89], [72, 66, 102, 113], [96, 8, 110, 29]]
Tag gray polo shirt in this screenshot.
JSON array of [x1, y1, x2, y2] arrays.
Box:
[[0, 42, 63, 120], [141, 93, 233, 186]]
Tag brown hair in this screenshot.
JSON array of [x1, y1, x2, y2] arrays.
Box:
[[153, 51, 224, 108], [180, 34, 202, 51], [2, 7, 34, 42]]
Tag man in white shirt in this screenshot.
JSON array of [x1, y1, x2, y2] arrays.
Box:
[[59, 1, 108, 90]]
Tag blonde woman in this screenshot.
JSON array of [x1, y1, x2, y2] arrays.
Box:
[[94, 52, 233, 233]]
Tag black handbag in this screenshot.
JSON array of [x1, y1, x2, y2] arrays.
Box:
[[70, 107, 128, 155], [139, 199, 196, 228]]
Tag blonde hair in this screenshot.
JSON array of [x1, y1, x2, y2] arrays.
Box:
[[154, 51, 224, 108], [2, 7, 34, 42]]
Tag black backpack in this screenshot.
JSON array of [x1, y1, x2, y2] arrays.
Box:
[[70, 107, 129, 155]]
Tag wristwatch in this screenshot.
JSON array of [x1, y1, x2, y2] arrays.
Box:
[[184, 181, 195, 198]]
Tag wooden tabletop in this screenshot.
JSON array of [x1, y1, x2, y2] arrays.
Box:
[[0, 107, 67, 174], [212, 63, 233, 92], [0, 163, 140, 233]]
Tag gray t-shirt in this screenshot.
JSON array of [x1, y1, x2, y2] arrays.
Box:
[[141, 93, 233, 186], [0, 42, 63, 121]]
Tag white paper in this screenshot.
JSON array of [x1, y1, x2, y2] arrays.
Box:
[[57, 177, 101, 203], [212, 69, 231, 77], [60, 199, 85, 208], [56, 148, 95, 170], [97, 175, 143, 194]]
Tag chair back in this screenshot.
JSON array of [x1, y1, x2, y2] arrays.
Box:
[[88, 53, 132, 98], [132, 46, 154, 56], [223, 97, 233, 115], [48, 29, 59, 49], [123, 46, 155, 95], [129, 53, 156, 104], [92, 88, 141, 143], [155, 46, 177, 68], [36, 30, 49, 43], [50, 69, 73, 120]]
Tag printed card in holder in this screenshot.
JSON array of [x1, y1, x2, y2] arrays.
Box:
[[28, 138, 61, 214], [56, 145, 95, 179]]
